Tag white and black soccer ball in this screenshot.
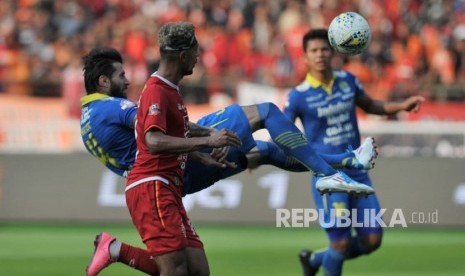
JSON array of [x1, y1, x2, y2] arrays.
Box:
[[328, 12, 371, 56]]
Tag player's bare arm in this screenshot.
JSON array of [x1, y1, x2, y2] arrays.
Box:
[[356, 94, 425, 115], [188, 122, 215, 137], [401, 96, 425, 112], [145, 128, 241, 154]]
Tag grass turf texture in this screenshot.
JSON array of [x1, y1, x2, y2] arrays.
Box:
[[0, 223, 464, 275]]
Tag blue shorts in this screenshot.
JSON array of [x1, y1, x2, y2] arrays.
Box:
[[182, 104, 256, 196], [311, 170, 383, 241]]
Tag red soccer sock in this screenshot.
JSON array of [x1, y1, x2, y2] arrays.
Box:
[[118, 243, 159, 275]]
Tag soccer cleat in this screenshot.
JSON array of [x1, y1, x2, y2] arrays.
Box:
[[351, 136, 378, 170], [298, 249, 318, 276], [315, 171, 375, 196], [86, 232, 116, 276]]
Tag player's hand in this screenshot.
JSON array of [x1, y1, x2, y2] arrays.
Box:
[[194, 151, 237, 168], [403, 96, 425, 113], [207, 129, 242, 148], [210, 147, 237, 168], [210, 146, 229, 163]]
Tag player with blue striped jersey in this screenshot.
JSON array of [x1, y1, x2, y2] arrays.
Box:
[[81, 96, 377, 196], [285, 70, 366, 179], [286, 28, 424, 276], [81, 94, 136, 177]]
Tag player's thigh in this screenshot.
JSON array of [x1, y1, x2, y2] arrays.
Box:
[[197, 104, 256, 154], [126, 182, 189, 255], [186, 247, 210, 276], [311, 177, 353, 237], [153, 249, 188, 276], [351, 193, 384, 238], [311, 177, 352, 218], [183, 149, 246, 195], [351, 192, 381, 216], [240, 105, 260, 129]]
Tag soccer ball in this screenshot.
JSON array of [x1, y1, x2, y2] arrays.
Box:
[[328, 12, 371, 56]]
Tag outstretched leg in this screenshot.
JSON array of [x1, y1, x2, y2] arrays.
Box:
[[242, 103, 336, 176], [249, 138, 377, 171], [241, 102, 374, 195]]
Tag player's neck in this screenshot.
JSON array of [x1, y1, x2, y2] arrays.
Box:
[[156, 63, 184, 85], [309, 69, 333, 85]]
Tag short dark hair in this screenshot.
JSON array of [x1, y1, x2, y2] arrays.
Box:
[[302, 28, 330, 52], [82, 47, 123, 93], [158, 22, 198, 60]]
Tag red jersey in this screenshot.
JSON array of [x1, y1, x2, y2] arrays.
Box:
[[127, 74, 189, 193]]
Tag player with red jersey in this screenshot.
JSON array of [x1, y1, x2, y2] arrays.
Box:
[[125, 22, 241, 276]]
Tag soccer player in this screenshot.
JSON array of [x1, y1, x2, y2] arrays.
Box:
[[125, 22, 246, 276], [284, 29, 425, 276], [81, 38, 377, 276]]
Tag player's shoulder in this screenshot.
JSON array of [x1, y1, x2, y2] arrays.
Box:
[[145, 75, 159, 86], [335, 70, 364, 89], [118, 98, 137, 110], [292, 79, 311, 94], [335, 70, 357, 80], [100, 96, 136, 111]]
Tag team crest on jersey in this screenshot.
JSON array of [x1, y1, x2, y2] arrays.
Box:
[[120, 100, 135, 110], [148, 104, 160, 115], [338, 81, 351, 93], [177, 103, 187, 112]]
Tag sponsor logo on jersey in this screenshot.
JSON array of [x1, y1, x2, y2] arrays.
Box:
[[339, 81, 351, 93], [148, 104, 160, 115], [120, 100, 136, 110], [177, 103, 187, 112]]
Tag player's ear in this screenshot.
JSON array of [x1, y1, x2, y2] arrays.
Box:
[[98, 75, 110, 89], [179, 50, 187, 62]]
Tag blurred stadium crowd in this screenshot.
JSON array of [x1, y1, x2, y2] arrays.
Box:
[[1, 0, 465, 117]]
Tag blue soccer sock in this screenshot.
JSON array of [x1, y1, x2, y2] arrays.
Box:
[[256, 103, 337, 176], [256, 140, 361, 171], [309, 248, 326, 268], [254, 140, 306, 172], [319, 152, 362, 170], [309, 238, 368, 274], [321, 247, 345, 276]]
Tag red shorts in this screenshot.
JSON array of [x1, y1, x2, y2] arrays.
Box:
[[125, 180, 203, 256]]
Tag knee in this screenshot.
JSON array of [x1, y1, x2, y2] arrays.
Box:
[[264, 102, 280, 113], [330, 238, 352, 255], [361, 234, 383, 254], [256, 102, 280, 116]]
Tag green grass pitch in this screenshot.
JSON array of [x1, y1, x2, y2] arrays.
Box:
[[0, 223, 464, 275]]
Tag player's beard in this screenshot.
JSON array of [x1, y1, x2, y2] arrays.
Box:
[[182, 56, 197, 76], [182, 63, 195, 76], [109, 84, 127, 98]]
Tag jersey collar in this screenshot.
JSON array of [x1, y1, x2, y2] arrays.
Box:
[[152, 71, 179, 91], [80, 93, 110, 106], [305, 72, 336, 95]]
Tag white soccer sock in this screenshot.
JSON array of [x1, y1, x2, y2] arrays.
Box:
[[109, 240, 122, 261]]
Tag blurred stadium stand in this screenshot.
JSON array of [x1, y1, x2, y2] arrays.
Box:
[[1, 0, 465, 105], [1, 0, 465, 152]]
